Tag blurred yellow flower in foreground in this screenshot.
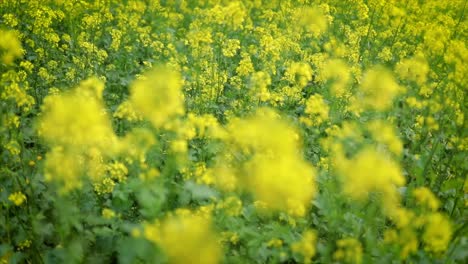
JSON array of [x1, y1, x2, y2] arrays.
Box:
[[144, 212, 221, 264]]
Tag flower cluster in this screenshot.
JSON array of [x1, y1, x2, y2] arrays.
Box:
[[0, 0, 464, 263]]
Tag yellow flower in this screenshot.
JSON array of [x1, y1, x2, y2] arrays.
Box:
[[106, 162, 128, 182], [284, 62, 313, 88], [38, 78, 117, 151], [399, 227, 419, 259], [19, 61, 34, 73], [359, 67, 402, 111], [144, 212, 221, 264], [139, 168, 160, 181], [217, 196, 243, 216], [130, 66, 185, 128], [5, 140, 21, 156], [291, 230, 317, 263], [422, 213, 452, 254], [367, 120, 403, 156], [295, 6, 329, 37], [395, 54, 429, 85], [336, 147, 405, 213], [114, 100, 143, 122], [412, 187, 440, 211], [303, 94, 329, 125], [170, 139, 188, 154], [267, 238, 283, 248], [3, 13, 19, 27], [17, 239, 31, 251], [249, 71, 271, 102], [8, 191, 26, 206], [390, 208, 416, 229], [102, 208, 116, 219], [43, 147, 82, 192], [210, 166, 238, 192], [94, 177, 116, 195], [225, 108, 316, 216], [383, 221, 419, 259], [320, 59, 351, 97], [222, 39, 240, 57], [405, 97, 424, 109], [0, 29, 24, 64], [236, 52, 254, 77], [378, 47, 393, 62], [220, 231, 239, 245], [333, 238, 363, 264]]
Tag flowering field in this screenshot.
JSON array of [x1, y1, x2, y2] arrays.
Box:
[[1, 0, 467, 263]]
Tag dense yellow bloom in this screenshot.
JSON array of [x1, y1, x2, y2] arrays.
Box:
[[38, 78, 116, 150], [284, 62, 313, 88], [4, 140, 20, 156], [236, 52, 254, 77], [302, 94, 329, 126], [227, 108, 299, 156], [19, 61, 34, 73], [412, 187, 440, 211], [43, 147, 83, 192], [3, 13, 18, 27], [245, 154, 315, 217], [424, 25, 450, 56], [8, 191, 26, 206], [222, 39, 240, 57], [210, 165, 238, 192], [405, 96, 424, 109], [130, 66, 184, 128], [2, 113, 19, 129], [320, 59, 351, 97], [384, 207, 420, 259], [1, 0, 465, 261], [295, 6, 329, 37], [1, 70, 35, 111], [37, 78, 119, 192], [395, 54, 429, 86], [144, 212, 221, 264], [109, 29, 122, 51], [113, 100, 143, 122], [333, 238, 363, 264], [225, 108, 316, 216], [107, 162, 128, 182], [386, 204, 453, 258], [119, 128, 157, 164], [367, 120, 403, 155], [378, 47, 393, 62], [0, 29, 24, 64], [94, 177, 115, 195], [186, 113, 225, 139], [359, 67, 402, 111], [398, 228, 419, 259], [250, 71, 271, 102], [336, 147, 405, 212], [291, 229, 317, 263], [207, 1, 247, 30], [422, 213, 452, 254]]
